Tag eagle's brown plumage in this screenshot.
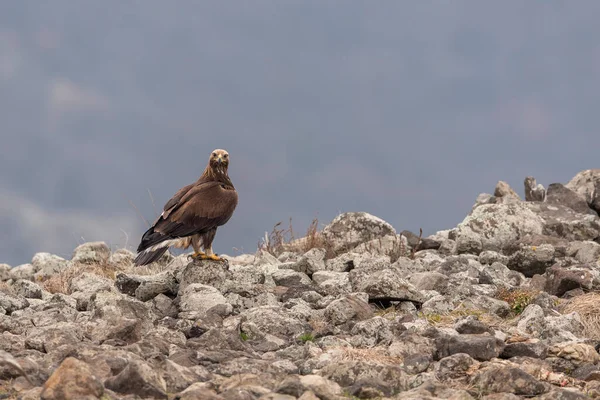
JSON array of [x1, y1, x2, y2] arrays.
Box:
[[134, 149, 238, 266]]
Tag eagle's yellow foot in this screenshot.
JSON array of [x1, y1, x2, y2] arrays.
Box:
[[206, 254, 223, 261], [188, 251, 206, 260]]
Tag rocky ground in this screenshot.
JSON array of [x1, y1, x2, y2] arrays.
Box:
[[2, 170, 600, 399]]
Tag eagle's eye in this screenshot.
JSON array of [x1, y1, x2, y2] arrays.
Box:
[[224, 154, 228, 158], [212, 153, 217, 157]]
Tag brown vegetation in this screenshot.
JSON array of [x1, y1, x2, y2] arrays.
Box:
[[41, 261, 124, 295], [258, 217, 335, 258], [495, 286, 540, 315], [561, 292, 600, 340]]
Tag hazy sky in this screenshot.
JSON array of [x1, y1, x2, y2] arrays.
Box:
[[1, 1, 600, 265]]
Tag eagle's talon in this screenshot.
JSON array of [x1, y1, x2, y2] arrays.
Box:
[[188, 251, 206, 260]]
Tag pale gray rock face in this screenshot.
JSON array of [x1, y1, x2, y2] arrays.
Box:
[[321, 212, 396, 254], [566, 169, 600, 214], [546, 183, 596, 215], [178, 283, 232, 320], [9, 263, 36, 281], [71, 241, 111, 264], [454, 203, 545, 254], [531, 204, 600, 242], [31, 253, 69, 281]]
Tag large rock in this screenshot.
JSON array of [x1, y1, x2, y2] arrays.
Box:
[[567, 241, 600, 265], [454, 203, 544, 254], [41, 357, 103, 400], [565, 169, 600, 214], [178, 283, 232, 320], [31, 253, 69, 281], [507, 244, 555, 277], [324, 294, 373, 326], [544, 265, 593, 297], [321, 212, 396, 254], [178, 260, 232, 293], [525, 202, 600, 242], [434, 334, 505, 361], [104, 359, 168, 399], [116, 271, 178, 301], [546, 183, 595, 215], [240, 306, 311, 345], [434, 353, 479, 381], [470, 366, 548, 396], [351, 268, 426, 304], [0, 292, 29, 314], [71, 242, 111, 264]]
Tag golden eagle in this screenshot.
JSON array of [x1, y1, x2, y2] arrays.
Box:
[[134, 149, 238, 266]]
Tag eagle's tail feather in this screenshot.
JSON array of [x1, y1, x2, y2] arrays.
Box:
[[134, 246, 169, 266]]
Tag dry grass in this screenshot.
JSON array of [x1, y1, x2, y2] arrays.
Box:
[[420, 305, 506, 329], [328, 346, 403, 366], [561, 292, 600, 340], [42, 261, 124, 295], [495, 286, 540, 315], [259, 217, 335, 258], [308, 314, 330, 336]]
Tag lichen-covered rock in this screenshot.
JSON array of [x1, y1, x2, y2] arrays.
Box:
[[10, 263, 37, 281], [525, 202, 600, 242], [507, 244, 555, 277], [32, 253, 69, 281], [351, 268, 426, 304], [565, 169, 600, 215], [321, 212, 396, 254], [544, 265, 593, 297], [12, 280, 43, 299], [434, 333, 505, 361], [454, 203, 545, 254], [178, 259, 233, 293], [272, 269, 313, 287], [470, 366, 549, 396], [546, 183, 595, 215], [71, 242, 111, 265], [434, 353, 479, 381], [323, 294, 373, 326], [567, 240, 600, 266], [0, 292, 29, 314], [116, 270, 178, 301], [501, 340, 548, 359], [178, 283, 232, 320]]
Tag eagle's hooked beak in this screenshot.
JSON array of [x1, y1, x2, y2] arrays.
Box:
[[216, 155, 223, 165]]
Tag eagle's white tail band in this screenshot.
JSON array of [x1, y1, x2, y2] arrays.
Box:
[[142, 238, 183, 253]]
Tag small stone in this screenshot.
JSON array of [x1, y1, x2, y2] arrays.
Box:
[[434, 353, 478, 381]]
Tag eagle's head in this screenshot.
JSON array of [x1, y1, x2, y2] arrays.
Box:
[[209, 149, 230, 169]]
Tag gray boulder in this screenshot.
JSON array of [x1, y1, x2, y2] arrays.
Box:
[[565, 169, 600, 215], [546, 183, 595, 215], [454, 203, 544, 254], [321, 212, 396, 254]]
